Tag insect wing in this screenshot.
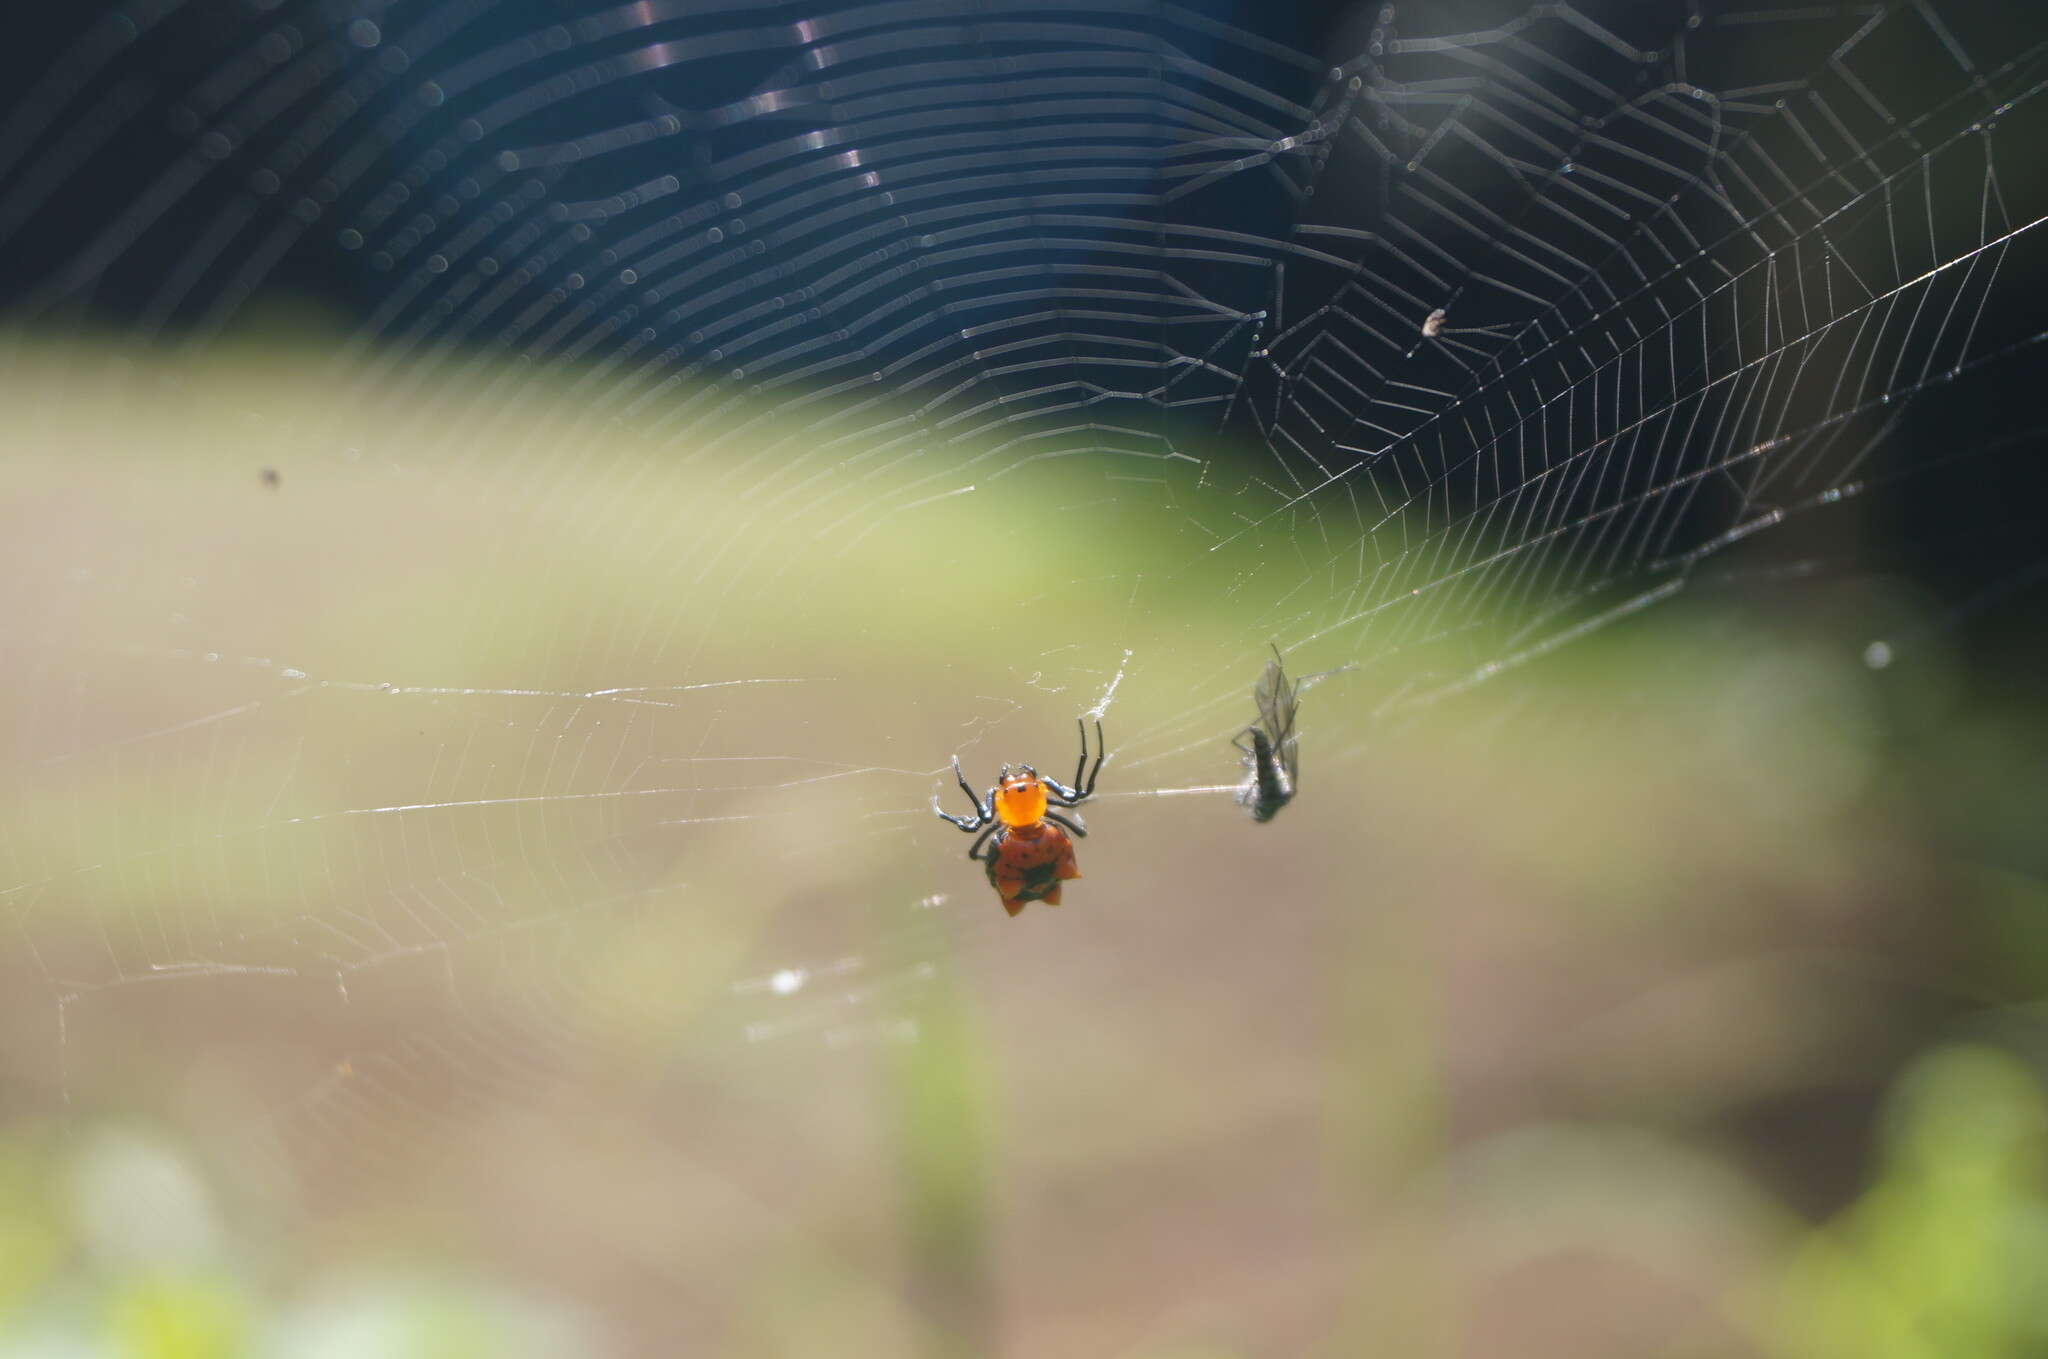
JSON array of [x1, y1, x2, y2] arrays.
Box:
[[1250, 655, 1301, 785]]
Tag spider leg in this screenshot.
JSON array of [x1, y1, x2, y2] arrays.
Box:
[[966, 823, 1001, 860], [932, 754, 993, 832], [933, 799, 983, 832], [1044, 810, 1088, 838], [1043, 718, 1106, 805], [1079, 718, 1105, 796], [955, 756, 992, 818]]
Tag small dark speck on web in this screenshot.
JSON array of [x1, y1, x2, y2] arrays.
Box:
[[259, 467, 280, 489]]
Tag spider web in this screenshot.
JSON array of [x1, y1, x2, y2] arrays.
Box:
[[3, 0, 2046, 1329]]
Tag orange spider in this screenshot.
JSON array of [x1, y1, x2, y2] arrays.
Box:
[[934, 720, 1106, 916]]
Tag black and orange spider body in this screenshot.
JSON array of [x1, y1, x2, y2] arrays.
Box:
[[979, 771, 1081, 911], [935, 721, 1105, 916]]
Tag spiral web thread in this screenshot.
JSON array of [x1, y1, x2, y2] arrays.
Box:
[[1, 0, 2044, 1141]]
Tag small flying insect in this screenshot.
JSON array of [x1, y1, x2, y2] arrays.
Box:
[[1418, 307, 1512, 344], [1233, 645, 1304, 822], [934, 720, 1106, 916]]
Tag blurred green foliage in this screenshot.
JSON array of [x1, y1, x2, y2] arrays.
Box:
[[886, 971, 995, 1359], [1766, 1046, 2048, 1359], [0, 1125, 590, 1357], [9, 1043, 2046, 1356]]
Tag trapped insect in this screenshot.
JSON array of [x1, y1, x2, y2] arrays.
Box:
[[934, 719, 1106, 916], [1233, 645, 1303, 822]]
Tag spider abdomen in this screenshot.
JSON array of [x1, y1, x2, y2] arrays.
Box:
[[984, 823, 1081, 916]]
